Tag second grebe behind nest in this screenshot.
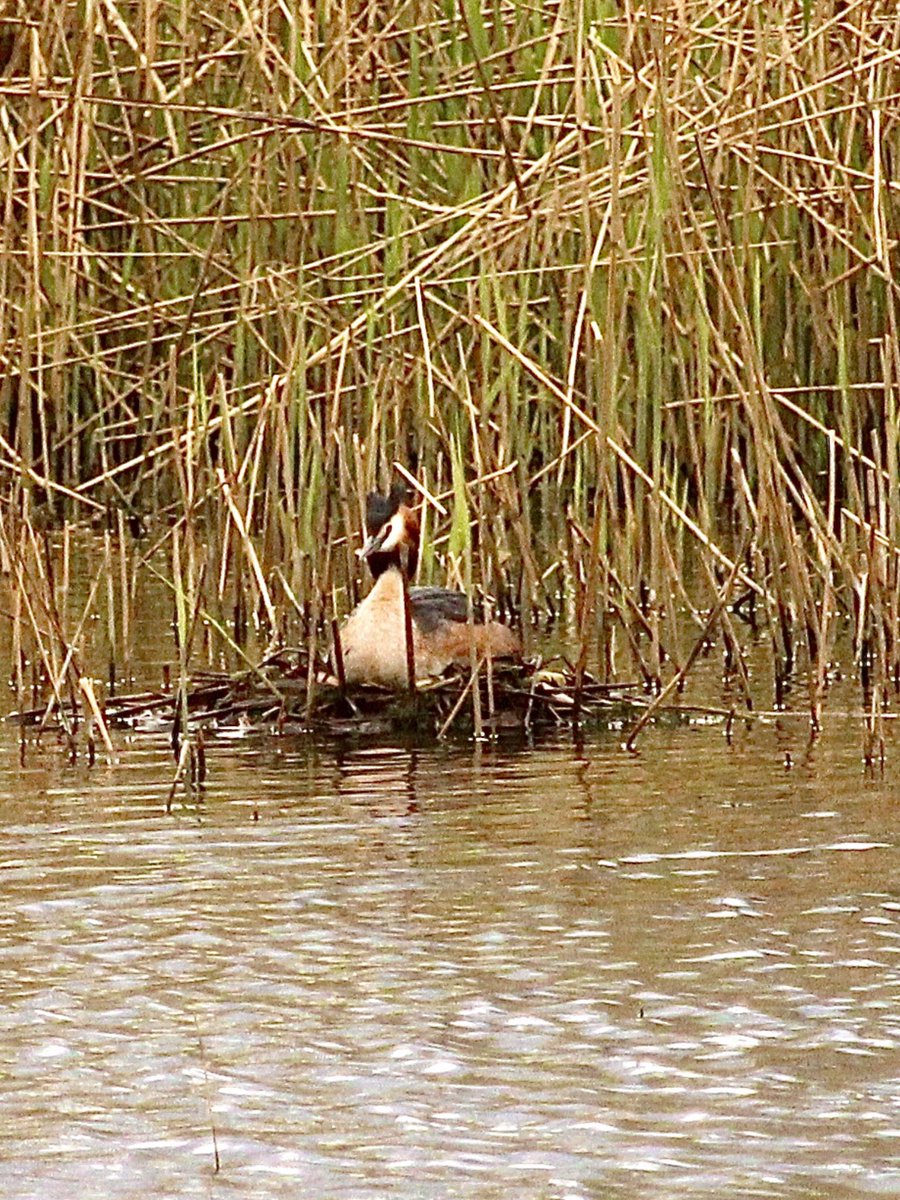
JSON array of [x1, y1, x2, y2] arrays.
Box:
[[337, 485, 521, 688]]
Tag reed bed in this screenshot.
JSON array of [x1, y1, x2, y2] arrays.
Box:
[[0, 1, 899, 757]]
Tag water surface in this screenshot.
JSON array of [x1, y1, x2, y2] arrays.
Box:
[[1, 717, 898, 1198]]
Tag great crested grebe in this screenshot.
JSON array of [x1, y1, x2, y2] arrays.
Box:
[[336, 484, 521, 688]]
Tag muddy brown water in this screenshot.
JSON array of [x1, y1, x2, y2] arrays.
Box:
[[0, 704, 898, 1200]]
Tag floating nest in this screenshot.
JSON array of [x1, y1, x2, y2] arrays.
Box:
[[9, 649, 729, 743]]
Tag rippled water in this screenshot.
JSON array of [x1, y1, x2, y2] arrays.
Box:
[[1, 715, 899, 1198]]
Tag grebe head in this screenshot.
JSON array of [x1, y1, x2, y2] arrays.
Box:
[[360, 483, 419, 578]]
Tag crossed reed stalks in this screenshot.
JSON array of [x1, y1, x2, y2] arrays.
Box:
[[0, 1, 898, 760]]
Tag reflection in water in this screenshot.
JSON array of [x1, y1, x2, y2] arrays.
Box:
[[0, 721, 898, 1199]]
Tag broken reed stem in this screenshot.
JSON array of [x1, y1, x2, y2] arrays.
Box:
[[79, 676, 116, 762], [331, 616, 347, 698], [437, 654, 488, 739], [623, 550, 746, 752], [401, 570, 417, 698]]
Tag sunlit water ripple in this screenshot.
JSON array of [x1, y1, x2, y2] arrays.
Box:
[[0, 720, 898, 1198]]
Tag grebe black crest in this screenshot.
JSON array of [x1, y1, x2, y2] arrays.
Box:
[[360, 483, 419, 581], [336, 483, 520, 688]]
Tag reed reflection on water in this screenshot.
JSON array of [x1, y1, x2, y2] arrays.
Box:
[[0, 716, 898, 1199]]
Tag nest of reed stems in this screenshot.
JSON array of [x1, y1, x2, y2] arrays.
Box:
[[10, 649, 699, 743]]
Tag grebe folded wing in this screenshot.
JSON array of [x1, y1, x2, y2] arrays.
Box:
[[411, 585, 520, 662], [409, 586, 469, 632]]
